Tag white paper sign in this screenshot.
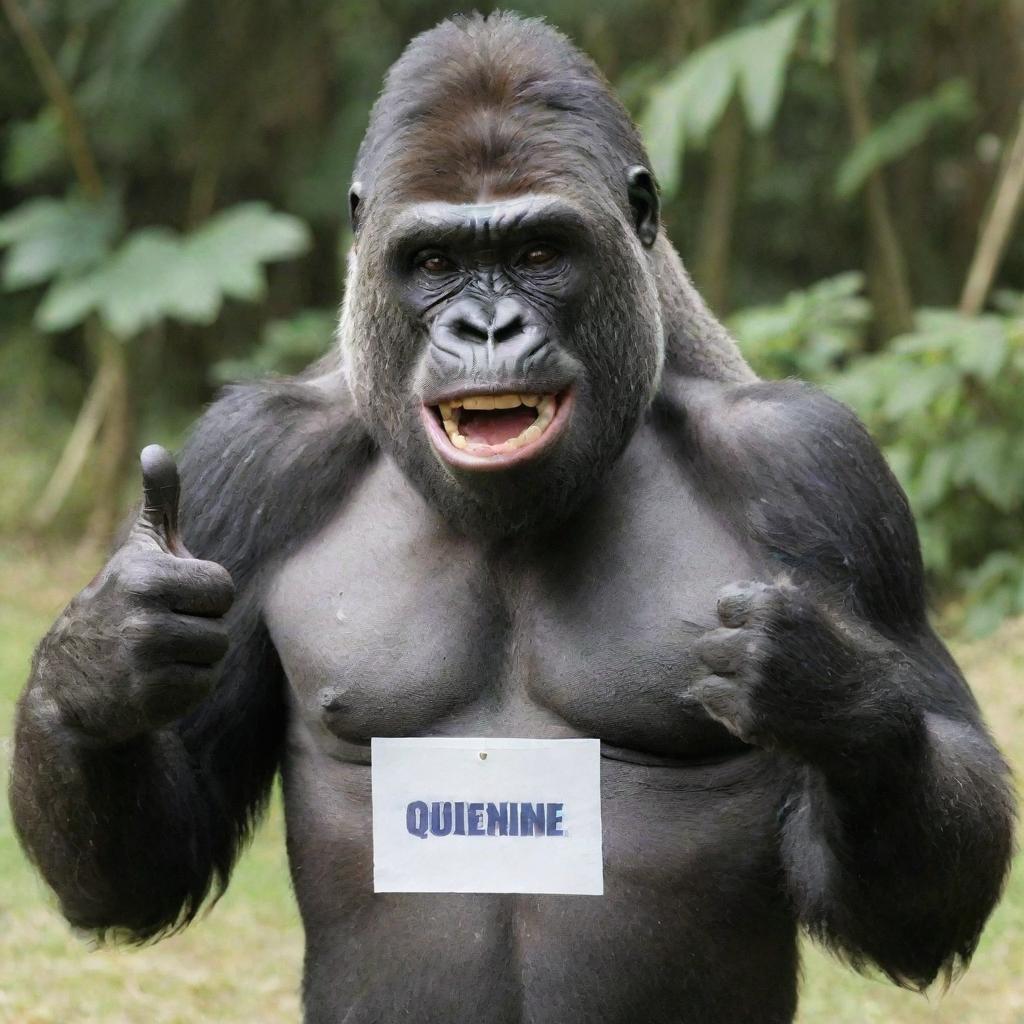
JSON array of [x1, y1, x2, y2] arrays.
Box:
[[371, 737, 603, 895]]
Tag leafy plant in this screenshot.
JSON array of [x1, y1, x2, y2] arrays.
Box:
[[730, 271, 870, 379], [835, 78, 975, 199], [0, 198, 311, 338], [0, 192, 121, 289], [827, 308, 1024, 635], [211, 308, 335, 383], [53, 204, 308, 335], [641, 2, 819, 196]]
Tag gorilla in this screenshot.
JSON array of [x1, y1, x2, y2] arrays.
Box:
[[9, 13, 1015, 1024]]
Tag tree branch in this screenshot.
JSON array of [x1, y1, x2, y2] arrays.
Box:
[[960, 102, 1024, 316], [834, 0, 915, 341], [0, 0, 103, 198]]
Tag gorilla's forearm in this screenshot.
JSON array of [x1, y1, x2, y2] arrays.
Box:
[[781, 669, 1015, 990], [10, 681, 221, 940], [11, 608, 286, 941]]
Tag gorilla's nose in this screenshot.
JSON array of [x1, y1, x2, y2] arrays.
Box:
[[440, 297, 530, 346]]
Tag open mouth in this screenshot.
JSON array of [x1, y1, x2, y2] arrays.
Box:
[[422, 391, 571, 468]]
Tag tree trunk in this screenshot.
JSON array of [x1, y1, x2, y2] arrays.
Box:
[[960, 103, 1024, 316], [834, 0, 915, 342], [695, 99, 744, 315], [82, 331, 132, 549], [30, 331, 117, 530]]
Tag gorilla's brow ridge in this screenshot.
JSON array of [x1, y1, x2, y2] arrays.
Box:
[[385, 196, 594, 254]]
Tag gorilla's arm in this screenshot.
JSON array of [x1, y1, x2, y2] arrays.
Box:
[[10, 365, 373, 940], [675, 378, 1015, 989]]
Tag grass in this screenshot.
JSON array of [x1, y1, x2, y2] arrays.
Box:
[[0, 539, 1020, 1023]]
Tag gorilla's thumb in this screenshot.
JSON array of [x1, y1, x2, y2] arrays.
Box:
[[138, 444, 186, 555]]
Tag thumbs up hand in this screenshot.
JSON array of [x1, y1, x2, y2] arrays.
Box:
[[48, 446, 235, 743]]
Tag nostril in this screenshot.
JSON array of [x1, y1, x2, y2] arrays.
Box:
[[452, 315, 490, 344], [492, 311, 526, 345]]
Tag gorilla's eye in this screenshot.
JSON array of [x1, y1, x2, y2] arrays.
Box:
[[520, 245, 559, 268], [416, 252, 456, 275]]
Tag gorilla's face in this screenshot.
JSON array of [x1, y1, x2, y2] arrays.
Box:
[[343, 184, 663, 537]]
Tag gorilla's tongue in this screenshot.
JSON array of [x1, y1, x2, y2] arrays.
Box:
[[460, 407, 537, 447]]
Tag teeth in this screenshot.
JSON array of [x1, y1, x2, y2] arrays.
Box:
[[535, 395, 556, 431], [434, 392, 560, 456]]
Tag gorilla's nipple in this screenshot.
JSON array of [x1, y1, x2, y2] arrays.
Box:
[[317, 686, 354, 734]]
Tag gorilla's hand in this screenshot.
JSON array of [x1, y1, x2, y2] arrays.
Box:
[[692, 580, 918, 775], [36, 445, 234, 744]]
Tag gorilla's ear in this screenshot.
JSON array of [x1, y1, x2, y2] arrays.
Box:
[[349, 182, 364, 233], [626, 166, 659, 249]]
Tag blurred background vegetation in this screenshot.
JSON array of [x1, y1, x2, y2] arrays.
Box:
[[0, 2, 1022, 1021], [1, 0, 1023, 631]]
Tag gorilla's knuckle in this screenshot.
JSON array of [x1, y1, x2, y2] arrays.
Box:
[[120, 611, 159, 652], [119, 564, 160, 600], [181, 559, 235, 611], [200, 561, 235, 599], [696, 626, 747, 674]]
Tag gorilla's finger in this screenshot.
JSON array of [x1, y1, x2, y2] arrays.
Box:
[[694, 627, 748, 675], [124, 612, 230, 667], [139, 445, 186, 555], [693, 676, 759, 744], [123, 557, 235, 617], [717, 581, 772, 627]]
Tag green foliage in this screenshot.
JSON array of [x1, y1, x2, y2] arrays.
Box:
[[729, 271, 870, 379], [211, 308, 335, 383], [0, 193, 121, 289], [835, 78, 975, 199], [827, 309, 1024, 635], [3, 108, 67, 185], [733, 278, 1024, 635], [0, 199, 310, 338], [641, 3, 807, 195], [0, 0, 1020, 636]]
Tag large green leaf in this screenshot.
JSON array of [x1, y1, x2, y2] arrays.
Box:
[[914, 444, 958, 510], [880, 362, 957, 419], [2, 108, 68, 186], [36, 204, 311, 337], [642, 66, 696, 197], [735, 6, 806, 132], [952, 317, 1009, 382], [186, 202, 311, 302], [954, 429, 1019, 512], [641, 3, 806, 197], [835, 79, 975, 200], [37, 228, 215, 336], [0, 194, 122, 290], [681, 41, 737, 145]]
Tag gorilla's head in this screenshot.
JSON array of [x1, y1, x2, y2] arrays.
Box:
[[340, 13, 665, 537]]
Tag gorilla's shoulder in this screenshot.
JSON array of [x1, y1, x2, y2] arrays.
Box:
[[671, 376, 927, 629], [177, 363, 375, 580], [678, 377, 877, 462]]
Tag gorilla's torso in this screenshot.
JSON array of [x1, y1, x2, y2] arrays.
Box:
[[264, 419, 800, 1024]]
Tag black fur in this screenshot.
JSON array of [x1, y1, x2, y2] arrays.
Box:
[[8, 12, 1015, 1023], [10, 359, 374, 939]]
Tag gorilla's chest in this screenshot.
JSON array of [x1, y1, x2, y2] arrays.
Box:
[[264, 436, 764, 760]]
